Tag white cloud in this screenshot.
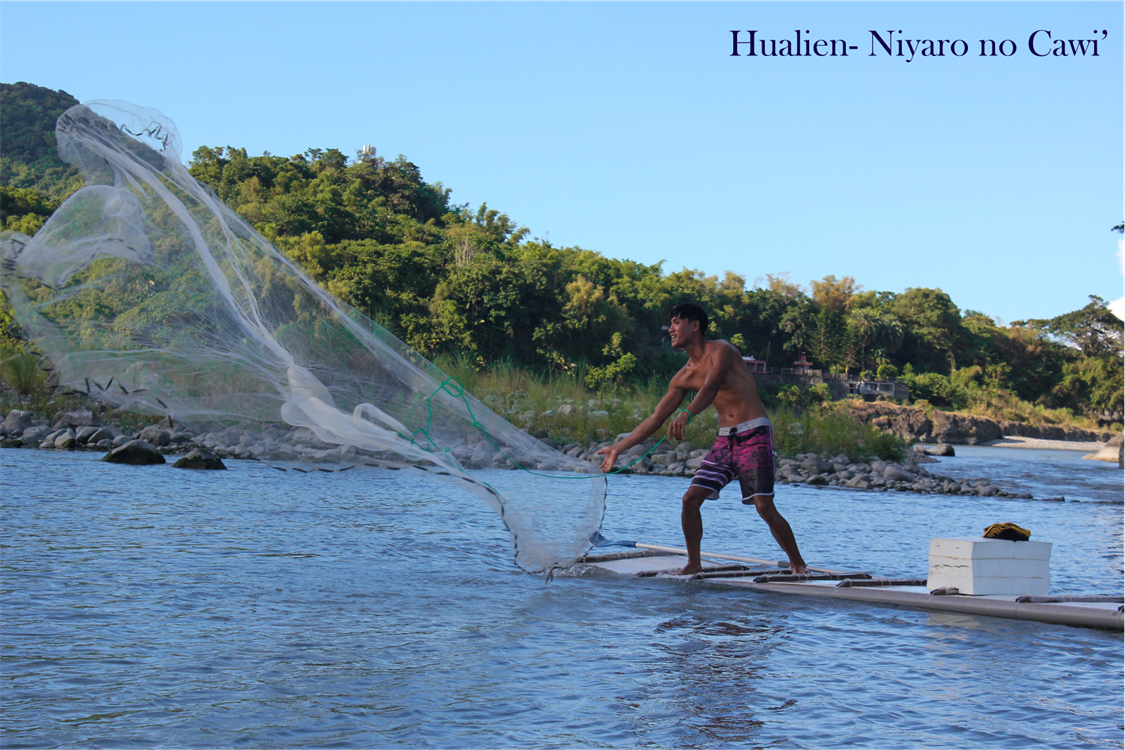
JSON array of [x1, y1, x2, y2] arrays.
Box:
[[1110, 297, 1125, 323]]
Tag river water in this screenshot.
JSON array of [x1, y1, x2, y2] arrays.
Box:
[[2, 446, 1122, 748]]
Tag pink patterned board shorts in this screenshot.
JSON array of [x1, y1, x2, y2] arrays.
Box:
[[689, 421, 775, 502]]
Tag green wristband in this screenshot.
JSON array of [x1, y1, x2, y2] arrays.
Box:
[[677, 408, 693, 423]]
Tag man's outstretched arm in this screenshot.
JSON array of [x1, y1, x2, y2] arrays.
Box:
[[597, 386, 687, 473]]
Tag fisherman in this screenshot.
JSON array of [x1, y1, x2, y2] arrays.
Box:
[[597, 302, 808, 575]]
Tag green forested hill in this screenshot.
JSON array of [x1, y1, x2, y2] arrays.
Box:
[[1, 83, 1122, 420], [179, 144, 1125, 419], [0, 82, 83, 200]]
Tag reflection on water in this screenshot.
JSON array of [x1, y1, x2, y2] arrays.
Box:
[[1, 447, 1122, 748], [651, 610, 777, 745]]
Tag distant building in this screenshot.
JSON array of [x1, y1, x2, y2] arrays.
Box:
[[849, 378, 910, 402], [739, 351, 909, 402], [673, 336, 909, 402], [741, 355, 767, 374]]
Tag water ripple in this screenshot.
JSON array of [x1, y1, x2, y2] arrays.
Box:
[[1, 447, 1122, 748]]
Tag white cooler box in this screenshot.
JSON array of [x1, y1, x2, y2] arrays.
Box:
[[928, 537, 1051, 596]]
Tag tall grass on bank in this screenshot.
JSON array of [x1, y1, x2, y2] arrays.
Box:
[[0, 384, 155, 436], [1, 349, 40, 396], [770, 404, 907, 462], [3, 348, 906, 462], [434, 356, 907, 460], [0, 346, 153, 433], [434, 352, 716, 447], [0, 345, 59, 415]]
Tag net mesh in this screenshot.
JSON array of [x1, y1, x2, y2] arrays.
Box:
[[0, 100, 606, 574]]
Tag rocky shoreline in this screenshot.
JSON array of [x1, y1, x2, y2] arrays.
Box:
[[0, 407, 367, 467], [1, 408, 188, 452], [0, 406, 1056, 500], [847, 401, 1115, 445], [563, 436, 1028, 498]]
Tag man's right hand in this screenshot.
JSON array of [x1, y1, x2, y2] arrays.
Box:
[[596, 445, 620, 474], [668, 410, 691, 442]]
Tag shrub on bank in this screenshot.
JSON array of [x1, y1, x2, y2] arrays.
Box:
[[1, 345, 68, 416], [4, 352, 907, 463], [436, 359, 907, 461], [899, 363, 1105, 431], [0, 345, 158, 435], [1, 347, 40, 397], [769, 404, 907, 462]]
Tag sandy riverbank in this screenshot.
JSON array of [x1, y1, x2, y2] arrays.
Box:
[[980, 436, 1105, 452]]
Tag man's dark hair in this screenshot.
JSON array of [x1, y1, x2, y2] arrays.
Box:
[[670, 302, 709, 337]]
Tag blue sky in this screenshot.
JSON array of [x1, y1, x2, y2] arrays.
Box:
[[3, 2, 1122, 324]]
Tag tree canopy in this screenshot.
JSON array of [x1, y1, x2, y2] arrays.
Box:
[[0, 82, 83, 200], [2, 83, 1121, 417]]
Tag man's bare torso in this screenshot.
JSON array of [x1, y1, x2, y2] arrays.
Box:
[[670, 340, 768, 427]]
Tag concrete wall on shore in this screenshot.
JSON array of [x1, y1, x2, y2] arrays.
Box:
[[751, 371, 910, 403]]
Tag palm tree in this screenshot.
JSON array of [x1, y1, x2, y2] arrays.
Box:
[[847, 308, 880, 370], [875, 311, 905, 355]]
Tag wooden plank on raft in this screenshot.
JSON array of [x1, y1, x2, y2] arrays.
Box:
[[577, 543, 1124, 631]]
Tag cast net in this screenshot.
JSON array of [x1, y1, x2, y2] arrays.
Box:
[[0, 101, 606, 574]]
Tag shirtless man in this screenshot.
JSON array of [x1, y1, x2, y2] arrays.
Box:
[[597, 302, 808, 576]]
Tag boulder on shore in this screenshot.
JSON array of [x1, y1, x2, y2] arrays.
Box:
[[2, 410, 36, 433], [52, 406, 101, 429], [173, 449, 226, 470], [139, 425, 172, 447], [883, 465, 914, 483], [1082, 434, 1125, 464], [914, 443, 955, 457], [102, 440, 165, 465]]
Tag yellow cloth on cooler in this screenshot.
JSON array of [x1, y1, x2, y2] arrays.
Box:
[[983, 522, 1032, 541]]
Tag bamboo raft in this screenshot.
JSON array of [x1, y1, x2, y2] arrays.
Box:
[[578, 549, 1124, 631]]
